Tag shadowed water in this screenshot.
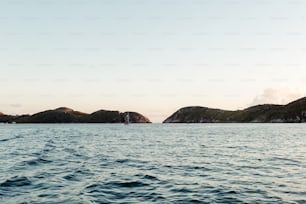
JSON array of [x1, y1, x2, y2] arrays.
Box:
[[0, 124, 306, 203]]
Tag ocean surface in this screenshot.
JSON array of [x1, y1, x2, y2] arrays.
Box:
[[0, 124, 306, 204]]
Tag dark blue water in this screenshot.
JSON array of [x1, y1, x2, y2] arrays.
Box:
[[0, 124, 306, 203]]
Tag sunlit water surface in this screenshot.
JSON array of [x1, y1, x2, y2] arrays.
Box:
[[0, 124, 306, 203]]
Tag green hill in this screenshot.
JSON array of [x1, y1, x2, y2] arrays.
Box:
[[0, 107, 151, 124], [164, 97, 306, 123]]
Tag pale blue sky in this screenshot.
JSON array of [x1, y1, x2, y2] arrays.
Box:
[[1, 0, 306, 122]]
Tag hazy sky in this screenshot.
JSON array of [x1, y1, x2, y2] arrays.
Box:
[[1, 0, 306, 122]]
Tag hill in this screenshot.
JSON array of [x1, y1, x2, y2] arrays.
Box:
[[163, 97, 306, 123], [0, 108, 151, 123]]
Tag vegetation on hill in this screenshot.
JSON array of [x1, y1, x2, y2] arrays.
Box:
[[164, 97, 306, 123], [0, 107, 151, 123]]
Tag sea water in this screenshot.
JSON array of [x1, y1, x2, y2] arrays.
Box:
[[0, 124, 305, 203]]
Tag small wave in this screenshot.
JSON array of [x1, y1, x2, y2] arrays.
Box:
[[143, 175, 159, 181], [0, 138, 10, 142], [37, 193, 58, 199], [170, 188, 195, 193], [214, 196, 245, 203], [115, 158, 148, 164], [85, 183, 100, 191], [173, 198, 207, 203], [75, 169, 94, 177], [294, 199, 306, 204], [164, 164, 211, 172], [189, 199, 206, 203], [33, 172, 51, 179], [115, 159, 130, 163], [0, 135, 22, 142], [186, 166, 211, 171], [135, 173, 159, 181], [142, 192, 166, 202], [63, 174, 79, 181], [42, 140, 56, 152], [107, 181, 149, 188], [270, 157, 300, 164], [226, 190, 238, 194], [85, 180, 149, 191], [23, 158, 52, 166], [63, 148, 77, 154], [0, 176, 32, 187]]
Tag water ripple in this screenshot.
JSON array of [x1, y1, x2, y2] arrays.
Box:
[[0, 176, 32, 187], [0, 124, 305, 203]]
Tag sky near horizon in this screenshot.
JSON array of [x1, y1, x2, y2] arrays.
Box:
[[1, 0, 306, 122]]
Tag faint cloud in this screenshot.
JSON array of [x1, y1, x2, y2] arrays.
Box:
[[10, 104, 22, 108], [251, 88, 305, 105]]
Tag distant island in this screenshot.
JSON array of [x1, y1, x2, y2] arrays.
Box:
[[164, 97, 306, 123], [0, 107, 151, 123], [2, 97, 306, 124]]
